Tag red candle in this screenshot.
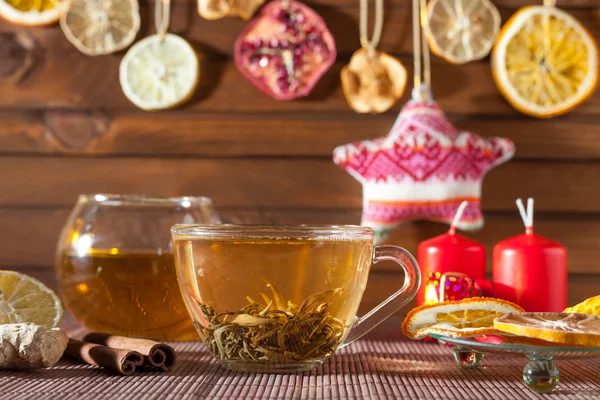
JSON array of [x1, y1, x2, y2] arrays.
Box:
[[417, 202, 486, 305], [492, 198, 567, 312]]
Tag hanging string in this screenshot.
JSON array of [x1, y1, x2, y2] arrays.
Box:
[[543, 0, 556, 6], [359, 0, 384, 57], [412, 0, 431, 96], [419, 0, 431, 88], [155, 0, 171, 40]]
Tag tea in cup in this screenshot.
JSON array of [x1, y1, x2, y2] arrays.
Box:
[[172, 225, 420, 372]]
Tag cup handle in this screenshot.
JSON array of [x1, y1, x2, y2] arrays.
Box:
[[341, 245, 421, 346]]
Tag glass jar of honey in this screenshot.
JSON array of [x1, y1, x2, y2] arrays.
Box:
[[55, 194, 220, 341]]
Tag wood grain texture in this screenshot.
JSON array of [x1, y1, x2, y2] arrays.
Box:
[[2, 57, 599, 116], [3, 207, 599, 275], [0, 2, 596, 59], [2, 111, 600, 159], [0, 157, 598, 212], [0, 6, 598, 115]]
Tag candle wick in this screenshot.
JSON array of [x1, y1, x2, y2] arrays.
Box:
[[450, 201, 469, 233], [516, 198, 535, 230]]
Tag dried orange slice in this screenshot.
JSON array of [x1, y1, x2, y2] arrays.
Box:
[[60, 0, 141, 56], [494, 312, 600, 347], [426, 0, 500, 64], [564, 295, 600, 316], [402, 297, 524, 340], [0, 0, 64, 26], [492, 5, 599, 118]]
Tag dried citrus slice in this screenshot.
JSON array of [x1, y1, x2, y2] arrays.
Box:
[[402, 297, 524, 340], [495, 312, 600, 347], [564, 296, 600, 316], [341, 49, 407, 114], [426, 0, 500, 64], [60, 0, 140, 56], [198, 0, 265, 20], [0, 270, 63, 327], [120, 33, 199, 111], [492, 5, 599, 118], [0, 0, 64, 26]]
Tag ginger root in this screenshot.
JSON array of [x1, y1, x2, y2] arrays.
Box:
[[0, 323, 68, 369]]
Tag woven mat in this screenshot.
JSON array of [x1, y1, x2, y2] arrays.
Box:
[[1, 324, 600, 400]]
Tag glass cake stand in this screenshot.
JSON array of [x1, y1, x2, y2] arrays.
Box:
[[429, 333, 600, 394]]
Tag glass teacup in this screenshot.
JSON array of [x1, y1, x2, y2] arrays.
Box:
[[172, 224, 420, 372]]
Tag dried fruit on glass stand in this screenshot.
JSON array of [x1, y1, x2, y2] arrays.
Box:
[[0, 0, 64, 26], [60, 0, 140, 56], [426, 0, 500, 64], [402, 297, 524, 340], [492, 2, 599, 118], [495, 313, 600, 347], [234, 0, 336, 100], [198, 0, 265, 20], [564, 296, 600, 317]]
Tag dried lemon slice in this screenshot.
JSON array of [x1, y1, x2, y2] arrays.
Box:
[[0, 270, 63, 327], [495, 312, 600, 347], [0, 0, 64, 26], [426, 0, 500, 64], [492, 5, 599, 118], [564, 296, 600, 317], [60, 0, 140, 56], [402, 297, 524, 340], [119, 33, 199, 111]]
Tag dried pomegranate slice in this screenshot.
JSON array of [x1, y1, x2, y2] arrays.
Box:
[[234, 0, 337, 100]]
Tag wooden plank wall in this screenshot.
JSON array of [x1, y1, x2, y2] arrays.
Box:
[[1, 0, 600, 316]]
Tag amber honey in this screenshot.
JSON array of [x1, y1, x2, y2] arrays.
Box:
[[58, 250, 197, 341]]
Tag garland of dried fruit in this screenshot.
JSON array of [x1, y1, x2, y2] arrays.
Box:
[[0, 0, 597, 116], [341, 0, 407, 114]]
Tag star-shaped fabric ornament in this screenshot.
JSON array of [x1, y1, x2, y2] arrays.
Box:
[[333, 93, 515, 244]]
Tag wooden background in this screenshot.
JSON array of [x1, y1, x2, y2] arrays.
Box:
[[1, 0, 600, 316]]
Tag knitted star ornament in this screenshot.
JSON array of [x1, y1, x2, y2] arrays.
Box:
[[333, 88, 515, 244]]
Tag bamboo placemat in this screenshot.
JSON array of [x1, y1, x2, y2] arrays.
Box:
[[1, 323, 599, 400]]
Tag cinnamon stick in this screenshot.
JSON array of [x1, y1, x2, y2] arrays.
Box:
[[82, 333, 176, 371], [65, 339, 143, 376]]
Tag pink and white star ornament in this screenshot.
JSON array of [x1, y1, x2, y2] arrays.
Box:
[[333, 87, 515, 243]]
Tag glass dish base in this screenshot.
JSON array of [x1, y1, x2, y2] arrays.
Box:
[[224, 360, 323, 373], [430, 333, 600, 394]]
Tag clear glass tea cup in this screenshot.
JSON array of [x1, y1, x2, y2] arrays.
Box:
[[172, 224, 420, 372], [56, 194, 220, 341]]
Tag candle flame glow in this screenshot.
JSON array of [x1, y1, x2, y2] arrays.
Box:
[[424, 283, 439, 304]]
